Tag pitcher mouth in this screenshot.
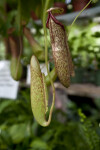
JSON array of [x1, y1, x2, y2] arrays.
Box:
[[46, 7, 65, 31], [47, 7, 64, 14]]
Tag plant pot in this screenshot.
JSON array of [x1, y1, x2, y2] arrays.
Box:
[[72, 0, 91, 12], [54, 2, 67, 15]]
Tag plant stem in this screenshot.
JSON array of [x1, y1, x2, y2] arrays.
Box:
[[15, 0, 23, 79], [68, 0, 93, 36], [42, 0, 55, 125]]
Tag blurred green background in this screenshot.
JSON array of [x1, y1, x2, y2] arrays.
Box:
[[0, 0, 100, 149]]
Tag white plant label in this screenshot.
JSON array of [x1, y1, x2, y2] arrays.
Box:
[[0, 60, 19, 99], [26, 63, 49, 85]]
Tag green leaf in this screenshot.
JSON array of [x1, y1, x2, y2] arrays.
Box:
[[8, 123, 30, 144], [30, 139, 49, 150], [0, 100, 14, 113], [92, 32, 100, 38]]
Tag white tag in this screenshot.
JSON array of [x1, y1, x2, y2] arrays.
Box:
[[0, 60, 19, 99], [40, 63, 48, 76], [26, 63, 49, 85], [26, 65, 30, 85]]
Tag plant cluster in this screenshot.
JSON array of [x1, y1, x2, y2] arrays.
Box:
[[0, 0, 99, 129], [0, 89, 100, 150], [68, 22, 100, 69]]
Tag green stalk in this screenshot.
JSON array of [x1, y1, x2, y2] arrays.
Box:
[[18, 0, 21, 33], [46, 67, 57, 86], [42, 0, 55, 124], [14, 0, 23, 80], [68, 0, 93, 35]]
